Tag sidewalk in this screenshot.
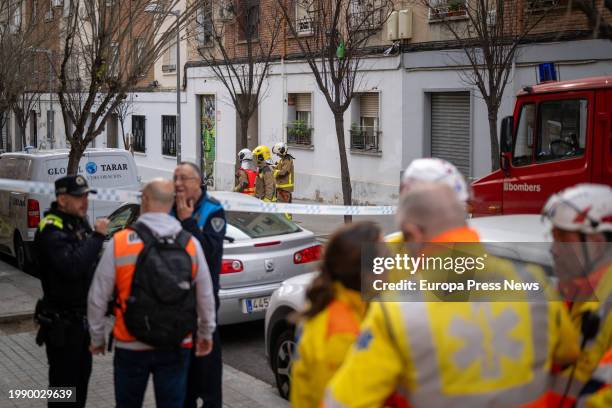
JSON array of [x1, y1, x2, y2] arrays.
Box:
[[0, 330, 288, 408], [0, 260, 40, 323]]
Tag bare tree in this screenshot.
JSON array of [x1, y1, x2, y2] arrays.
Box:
[[113, 93, 135, 153], [417, 0, 551, 171], [57, 0, 198, 173], [277, 0, 392, 221], [567, 0, 612, 39], [0, 0, 47, 147], [191, 0, 282, 157]]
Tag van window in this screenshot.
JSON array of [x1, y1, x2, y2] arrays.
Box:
[[513, 104, 535, 167], [0, 158, 21, 179], [536, 99, 587, 163]]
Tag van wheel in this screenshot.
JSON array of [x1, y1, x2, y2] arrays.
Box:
[[14, 234, 30, 273], [272, 327, 295, 400]]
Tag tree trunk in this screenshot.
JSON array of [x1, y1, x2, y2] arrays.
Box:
[[237, 115, 249, 172], [67, 143, 84, 175], [334, 112, 352, 224], [488, 112, 501, 171]]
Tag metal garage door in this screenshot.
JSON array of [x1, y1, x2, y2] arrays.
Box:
[[430, 92, 471, 178]]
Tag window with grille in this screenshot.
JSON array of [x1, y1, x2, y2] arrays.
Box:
[[162, 36, 177, 72], [296, 0, 314, 35], [428, 0, 468, 20], [196, 1, 214, 47], [351, 93, 381, 153], [162, 116, 176, 156], [132, 115, 145, 152], [238, 0, 259, 40], [287, 93, 313, 146]]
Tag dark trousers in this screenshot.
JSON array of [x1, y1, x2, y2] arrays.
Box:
[[44, 325, 92, 408], [114, 347, 191, 408], [184, 329, 222, 408]]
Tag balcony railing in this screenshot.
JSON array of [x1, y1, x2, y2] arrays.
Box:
[[287, 122, 313, 147], [350, 126, 381, 153], [428, 2, 468, 20]]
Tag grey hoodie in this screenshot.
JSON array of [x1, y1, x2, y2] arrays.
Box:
[[87, 212, 216, 350]]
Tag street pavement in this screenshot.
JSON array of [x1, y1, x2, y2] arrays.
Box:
[[0, 204, 396, 407]]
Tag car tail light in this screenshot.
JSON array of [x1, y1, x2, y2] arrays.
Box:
[[293, 245, 322, 264], [27, 199, 40, 228], [221, 259, 243, 274]]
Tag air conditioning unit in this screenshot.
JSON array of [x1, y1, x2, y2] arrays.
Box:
[[386, 11, 398, 42], [398, 9, 412, 39], [52, 0, 63, 8]]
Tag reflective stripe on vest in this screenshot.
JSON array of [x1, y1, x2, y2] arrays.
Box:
[[38, 214, 63, 231], [112, 228, 198, 343], [275, 158, 294, 189], [243, 169, 257, 195], [395, 262, 552, 407]]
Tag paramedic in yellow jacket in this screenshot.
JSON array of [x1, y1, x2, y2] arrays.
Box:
[[324, 183, 580, 408], [252, 145, 275, 202], [272, 142, 295, 203], [290, 221, 382, 408], [542, 184, 612, 408]]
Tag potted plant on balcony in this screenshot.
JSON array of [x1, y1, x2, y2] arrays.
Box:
[[289, 119, 309, 144], [447, 0, 465, 17]]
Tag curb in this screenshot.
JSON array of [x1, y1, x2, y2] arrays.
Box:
[[0, 311, 34, 324]]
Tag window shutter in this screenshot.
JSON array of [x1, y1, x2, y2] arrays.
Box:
[[295, 93, 311, 112], [360, 93, 379, 117]]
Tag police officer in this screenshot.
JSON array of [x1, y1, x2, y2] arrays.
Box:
[[252, 145, 276, 202], [34, 175, 109, 408], [172, 162, 226, 408]]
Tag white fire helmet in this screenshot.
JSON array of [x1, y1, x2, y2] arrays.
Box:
[[401, 158, 470, 203], [272, 142, 288, 156], [238, 148, 252, 162], [542, 183, 612, 234]]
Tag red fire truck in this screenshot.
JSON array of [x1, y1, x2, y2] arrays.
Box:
[[471, 75, 612, 216]]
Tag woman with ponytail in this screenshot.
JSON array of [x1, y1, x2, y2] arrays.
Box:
[[290, 221, 383, 408]]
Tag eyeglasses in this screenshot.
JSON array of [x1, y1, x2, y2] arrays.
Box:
[[173, 175, 199, 183]]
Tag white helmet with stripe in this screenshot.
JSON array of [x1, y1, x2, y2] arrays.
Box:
[[542, 183, 612, 234], [401, 158, 470, 203]]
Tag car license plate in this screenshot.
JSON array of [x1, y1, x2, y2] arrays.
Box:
[[242, 296, 270, 314]]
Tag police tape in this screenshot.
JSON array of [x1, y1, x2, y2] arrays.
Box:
[[0, 178, 397, 216]]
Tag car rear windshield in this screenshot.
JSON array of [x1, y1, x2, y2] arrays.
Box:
[[226, 212, 301, 238]]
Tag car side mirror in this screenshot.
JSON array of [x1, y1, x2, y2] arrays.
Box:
[[500, 116, 513, 153], [501, 152, 511, 177]]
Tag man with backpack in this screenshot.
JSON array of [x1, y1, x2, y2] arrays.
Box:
[[87, 179, 216, 408]]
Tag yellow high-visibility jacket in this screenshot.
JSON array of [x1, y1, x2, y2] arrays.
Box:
[[290, 283, 367, 408], [324, 228, 580, 408], [553, 261, 612, 406]]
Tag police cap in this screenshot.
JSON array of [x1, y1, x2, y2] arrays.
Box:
[[55, 175, 97, 196]]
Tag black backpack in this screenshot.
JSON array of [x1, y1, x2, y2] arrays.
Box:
[[123, 222, 197, 348]]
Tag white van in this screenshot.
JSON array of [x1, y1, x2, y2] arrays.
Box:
[[0, 148, 140, 271]]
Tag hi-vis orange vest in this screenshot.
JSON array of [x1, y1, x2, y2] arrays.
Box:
[[112, 228, 198, 343], [243, 168, 257, 195]]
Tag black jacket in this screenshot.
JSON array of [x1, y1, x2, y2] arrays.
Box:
[[34, 203, 105, 313], [172, 188, 226, 309]]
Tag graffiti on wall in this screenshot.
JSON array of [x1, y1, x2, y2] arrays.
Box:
[[200, 95, 216, 187]]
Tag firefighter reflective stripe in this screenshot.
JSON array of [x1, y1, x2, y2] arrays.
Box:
[[276, 170, 293, 189], [575, 349, 612, 408], [38, 214, 63, 231]]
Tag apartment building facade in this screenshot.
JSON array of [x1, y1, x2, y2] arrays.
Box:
[[3, 1, 611, 204]]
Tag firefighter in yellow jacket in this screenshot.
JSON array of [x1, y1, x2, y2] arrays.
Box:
[[252, 145, 275, 202], [541, 184, 612, 408], [323, 183, 580, 408], [272, 142, 295, 203], [290, 222, 381, 408]]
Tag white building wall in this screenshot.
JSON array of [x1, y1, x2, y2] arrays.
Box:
[[10, 38, 609, 205]]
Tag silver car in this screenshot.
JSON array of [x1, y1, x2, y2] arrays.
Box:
[[106, 191, 321, 325]]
